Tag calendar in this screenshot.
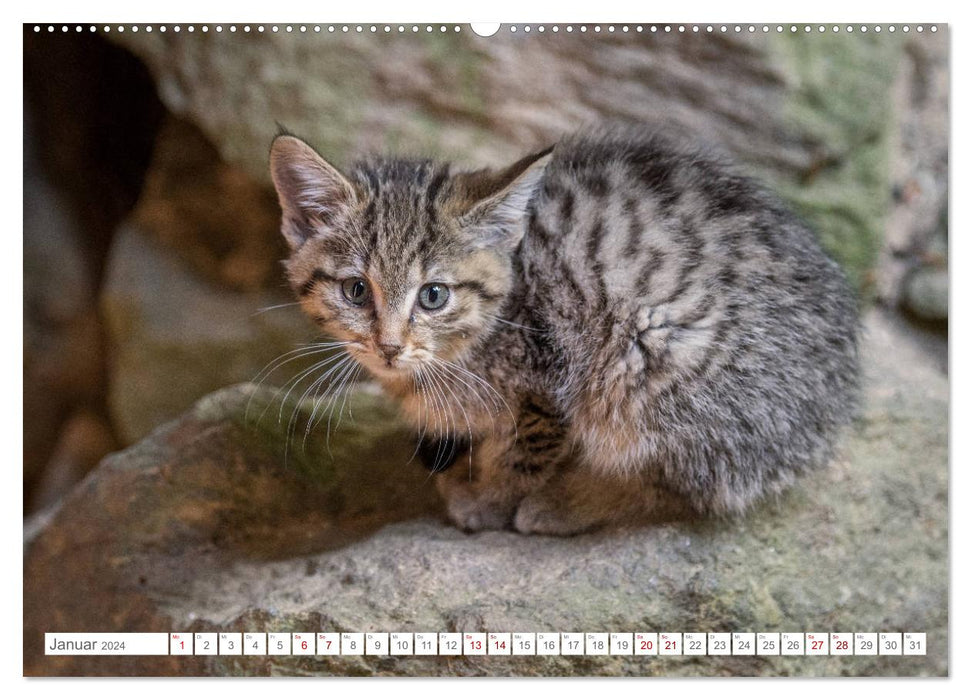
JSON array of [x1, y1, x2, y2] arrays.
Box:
[[44, 632, 927, 657], [22, 17, 948, 681]]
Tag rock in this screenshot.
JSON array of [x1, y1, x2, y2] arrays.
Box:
[[877, 34, 949, 308], [899, 202, 948, 327], [24, 382, 442, 676], [24, 28, 165, 510], [24, 310, 947, 676], [96, 116, 312, 445], [100, 224, 324, 443], [23, 130, 108, 498], [132, 115, 288, 291], [27, 409, 118, 514], [106, 27, 949, 294], [902, 265, 948, 323]]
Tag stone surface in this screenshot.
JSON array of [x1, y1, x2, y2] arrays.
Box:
[[27, 409, 118, 514], [23, 133, 110, 497], [23, 28, 165, 511], [878, 33, 949, 308], [132, 115, 289, 291], [902, 265, 948, 323], [108, 28, 950, 295], [100, 223, 324, 443], [24, 310, 947, 677]]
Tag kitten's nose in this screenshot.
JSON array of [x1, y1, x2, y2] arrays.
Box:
[[378, 343, 403, 362]]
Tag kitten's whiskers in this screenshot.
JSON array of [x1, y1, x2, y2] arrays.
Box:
[[433, 358, 517, 439], [320, 362, 364, 456], [252, 301, 304, 316], [296, 353, 356, 446], [428, 362, 475, 473], [408, 368, 432, 464], [277, 352, 351, 424], [422, 363, 455, 472], [284, 353, 355, 462], [483, 313, 546, 334], [429, 358, 498, 437], [245, 340, 353, 422]]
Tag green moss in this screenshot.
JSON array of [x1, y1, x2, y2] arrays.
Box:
[[376, 35, 492, 161], [424, 33, 487, 117], [214, 384, 408, 487], [766, 32, 905, 297]]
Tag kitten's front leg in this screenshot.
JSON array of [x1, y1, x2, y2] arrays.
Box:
[[430, 433, 554, 532], [420, 395, 585, 533]]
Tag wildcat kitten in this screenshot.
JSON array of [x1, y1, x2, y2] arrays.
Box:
[[268, 125, 859, 535]]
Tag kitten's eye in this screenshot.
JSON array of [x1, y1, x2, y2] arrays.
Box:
[[341, 277, 371, 306], [418, 283, 450, 311]]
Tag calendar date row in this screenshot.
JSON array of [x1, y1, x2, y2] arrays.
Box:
[[47, 632, 926, 657]]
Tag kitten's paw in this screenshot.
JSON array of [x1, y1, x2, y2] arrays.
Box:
[[436, 474, 517, 532], [513, 494, 599, 536]]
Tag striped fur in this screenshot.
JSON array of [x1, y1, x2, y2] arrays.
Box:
[[269, 126, 860, 534]]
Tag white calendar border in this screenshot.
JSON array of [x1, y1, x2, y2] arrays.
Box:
[[9, 0, 964, 698]]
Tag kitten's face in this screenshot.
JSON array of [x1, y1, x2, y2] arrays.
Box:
[[269, 136, 549, 381], [286, 202, 509, 379]]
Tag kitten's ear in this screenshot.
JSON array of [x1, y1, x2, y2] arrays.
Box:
[[269, 134, 358, 250], [456, 147, 553, 250]]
